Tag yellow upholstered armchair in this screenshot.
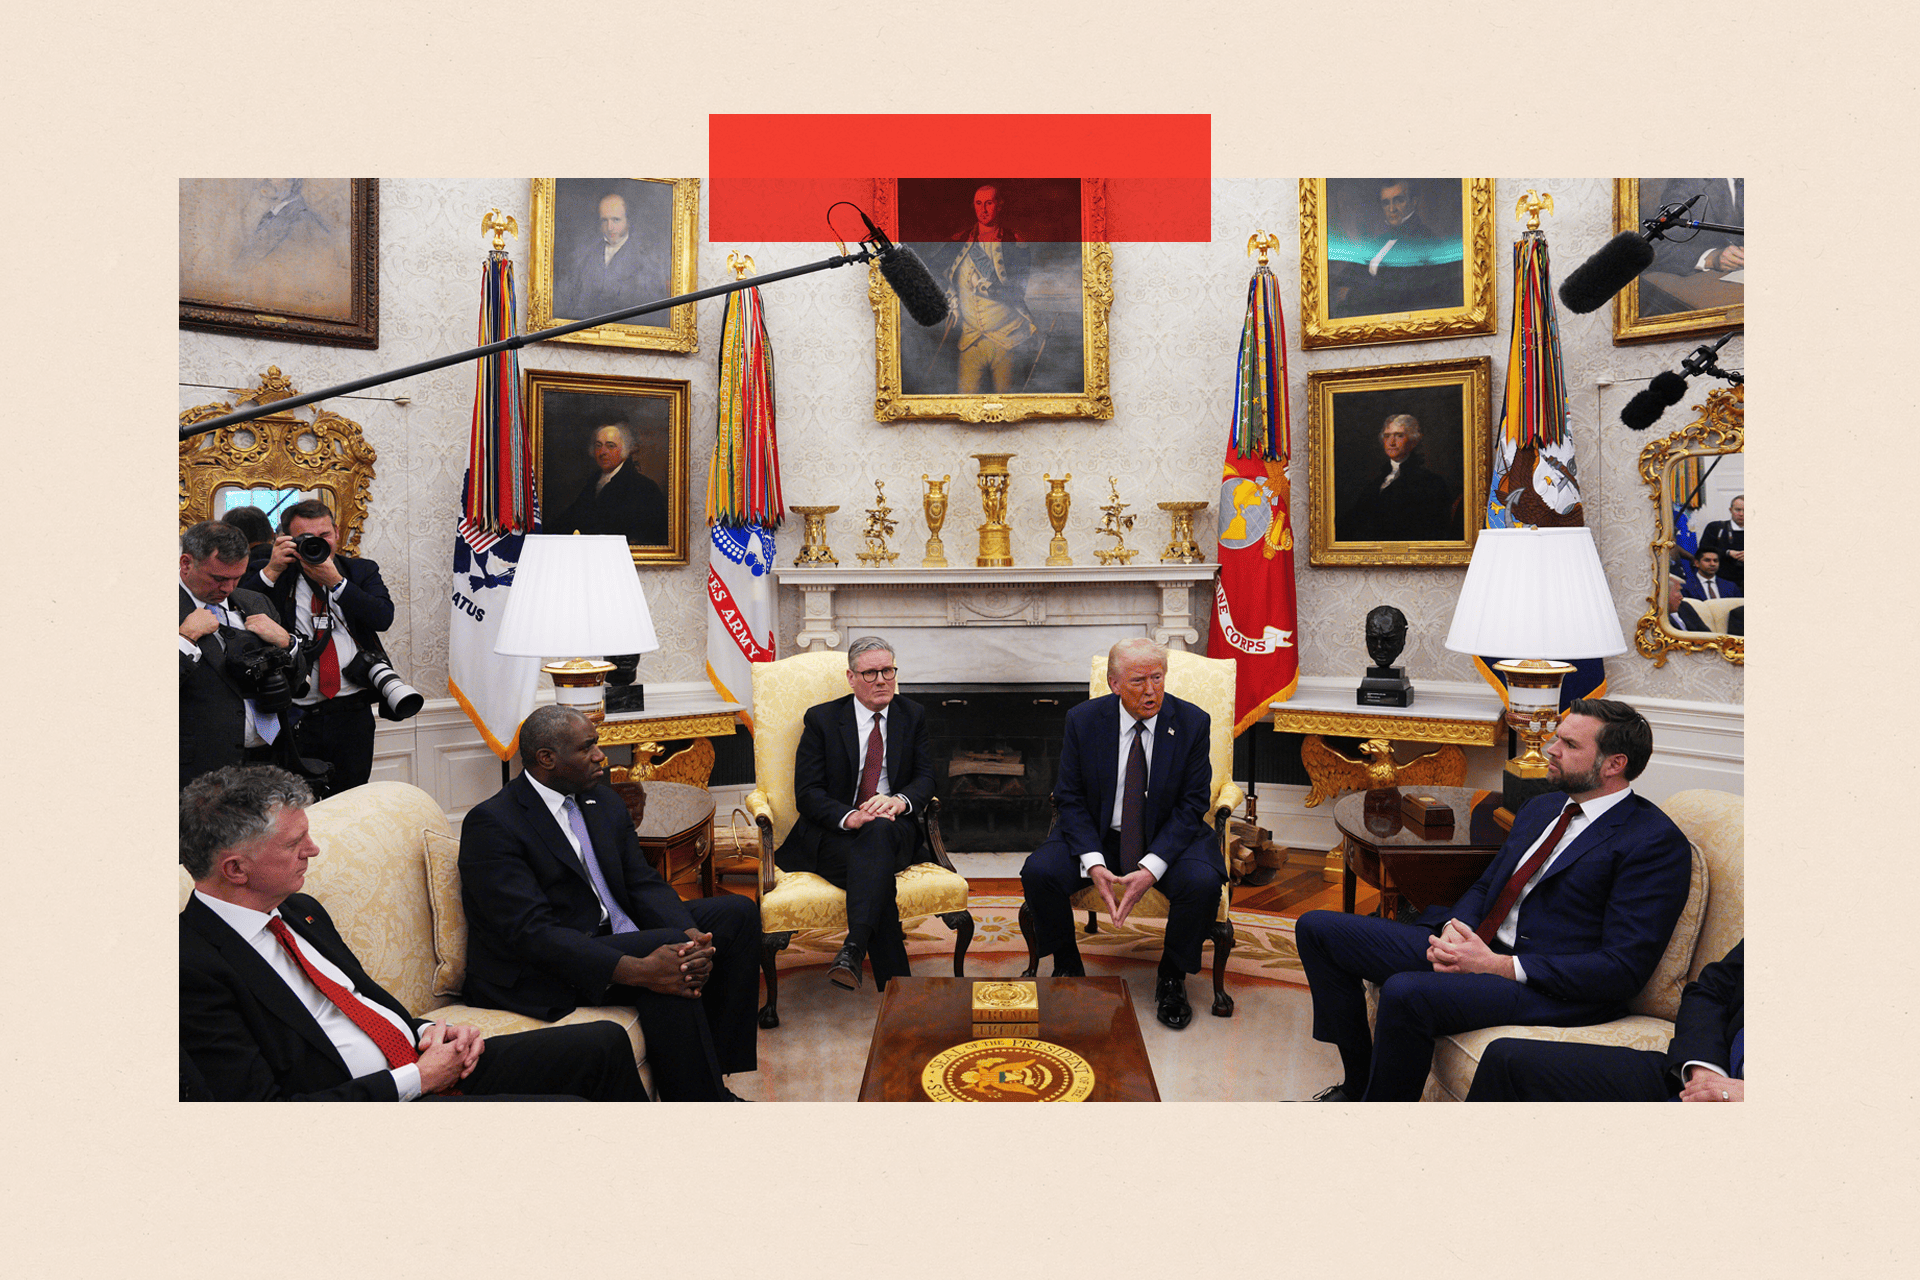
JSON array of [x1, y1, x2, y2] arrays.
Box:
[[1016, 649, 1247, 1017], [744, 650, 973, 1028]]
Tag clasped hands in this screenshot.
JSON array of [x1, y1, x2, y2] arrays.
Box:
[[1426, 919, 1516, 980], [614, 928, 716, 999], [415, 1019, 486, 1094], [1089, 864, 1156, 927], [844, 795, 907, 827], [1680, 1065, 1743, 1103]]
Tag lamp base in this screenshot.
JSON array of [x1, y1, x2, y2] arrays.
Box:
[[1357, 666, 1414, 708], [1496, 756, 1560, 829]]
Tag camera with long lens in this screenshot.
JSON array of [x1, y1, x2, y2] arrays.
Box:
[[343, 650, 424, 721], [295, 533, 332, 564], [226, 634, 299, 713]]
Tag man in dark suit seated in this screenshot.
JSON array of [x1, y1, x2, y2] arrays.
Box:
[[775, 635, 935, 992], [1697, 494, 1745, 593], [1297, 698, 1693, 1101], [243, 499, 396, 793], [178, 520, 309, 788], [1020, 637, 1223, 1030], [1467, 940, 1743, 1101], [180, 765, 645, 1101], [457, 706, 759, 1101], [1682, 548, 1735, 603]]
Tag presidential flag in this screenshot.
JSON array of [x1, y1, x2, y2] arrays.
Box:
[[1208, 263, 1298, 735], [448, 249, 542, 759], [705, 280, 782, 730]]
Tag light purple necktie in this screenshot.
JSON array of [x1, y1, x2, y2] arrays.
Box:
[[563, 797, 637, 934]]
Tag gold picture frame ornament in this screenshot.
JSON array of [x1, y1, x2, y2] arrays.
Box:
[[1611, 178, 1744, 345], [1297, 178, 1498, 351], [527, 177, 701, 353]]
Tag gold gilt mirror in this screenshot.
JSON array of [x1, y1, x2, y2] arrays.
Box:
[[179, 366, 377, 552], [1634, 383, 1743, 666]]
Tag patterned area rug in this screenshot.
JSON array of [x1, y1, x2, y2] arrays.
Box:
[[767, 892, 1308, 987]]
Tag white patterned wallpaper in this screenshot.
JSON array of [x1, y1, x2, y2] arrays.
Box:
[[179, 177, 1743, 710]]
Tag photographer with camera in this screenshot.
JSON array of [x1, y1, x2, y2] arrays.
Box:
[[179, 521, 309, 788], [243, 500, 414, 795]]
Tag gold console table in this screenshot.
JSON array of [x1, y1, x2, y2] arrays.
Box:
[[600, 681, 744, 788]]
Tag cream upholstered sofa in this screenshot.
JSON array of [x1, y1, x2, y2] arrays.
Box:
[[744, 649, 973, 1028], [1403, 788, 1744, 1101], [1015, 649, 1248, 1017], [178, 780, 652, 1094]]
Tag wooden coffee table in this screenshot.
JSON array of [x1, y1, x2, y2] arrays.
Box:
[[857, 976, 1160, 1101]]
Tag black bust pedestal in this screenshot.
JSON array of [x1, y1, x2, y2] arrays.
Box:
[[1357, 666, 1414, 707]]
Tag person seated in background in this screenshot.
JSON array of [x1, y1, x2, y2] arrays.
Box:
[[1295, 698, 1693, 1101], [1666, 575, 1709, 632], [220, 505, 275, 572], [1467, 941, 1743, 1101], [1682, 548, 1734, 602], [774, 636, 935, 992], [180, 765, 646, 1101]]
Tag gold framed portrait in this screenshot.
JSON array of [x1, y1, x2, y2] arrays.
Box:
[[1612, 178, 1745, 345], [528, 177, 700, 352], [870, 177, 1114, 423], [1297, 178, 1497, 350], [526, 368, 691, 566], [1306, 356, 1492, 567]]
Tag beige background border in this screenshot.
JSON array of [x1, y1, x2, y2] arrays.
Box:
[[4, 1, 1903, 1274]]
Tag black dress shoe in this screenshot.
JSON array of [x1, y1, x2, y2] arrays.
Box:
[[720, 1087, 753, 1102], [1051, 958, 1086, 978], [1155, 975, 1193, 1030], [1309, 1084, 1352, 1102], [827, 943, 863, 990]]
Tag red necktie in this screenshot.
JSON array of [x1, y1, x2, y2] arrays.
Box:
[[267, 917, 417, 1069], [856, 713, 885, 804], [1118, 720, 1147, 873], [310, 588, 341, 699], [1474, 802, 1582, 944]]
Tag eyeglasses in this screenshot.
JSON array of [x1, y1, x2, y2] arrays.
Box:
[[852, 666, 898, 684]]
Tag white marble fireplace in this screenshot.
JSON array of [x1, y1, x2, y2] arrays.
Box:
[[773, 564, 1218, 685]]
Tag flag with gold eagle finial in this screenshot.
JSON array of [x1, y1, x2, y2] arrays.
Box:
[[1208, 264, 1299, 736]]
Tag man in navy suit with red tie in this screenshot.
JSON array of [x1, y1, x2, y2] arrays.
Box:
[[1297, 698, 1693, 1101]]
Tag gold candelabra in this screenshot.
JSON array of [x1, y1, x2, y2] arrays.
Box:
[[856, 480, 899, 565], [1093, 477, 1138, 565]]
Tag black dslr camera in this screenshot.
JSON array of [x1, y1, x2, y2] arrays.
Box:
[[226, 634, 300, 713], [295, 533, 333, 565]]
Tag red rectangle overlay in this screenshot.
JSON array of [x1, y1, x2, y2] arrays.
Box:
[[709, 114, 1210, 243]]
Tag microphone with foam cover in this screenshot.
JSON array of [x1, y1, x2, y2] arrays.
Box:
[[1620, 370, 1689, 430], [879, 245, 949, 327], [1560, 232, 1657, 314]]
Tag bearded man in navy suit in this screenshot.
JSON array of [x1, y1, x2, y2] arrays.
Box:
[[1297, 697, 1693, 1101], [1020, 637, 1224, 1031]]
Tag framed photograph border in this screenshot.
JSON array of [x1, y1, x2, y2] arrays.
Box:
[[1306, 355, 1493, 567], [525, 367, 691, 567], [528, 178, 701, 353], [1610, 179, 1745, 345], [870, 177, 1114, 423], [179, 179, 380, 349], [1297, 178, 1497, 351]]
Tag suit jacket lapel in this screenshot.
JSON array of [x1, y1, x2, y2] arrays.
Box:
[[1091, 696, 1122, 825], [1145, 695, 1188, 833], [1538, 793, 1637, 882], [183, 896, 352, 1074], [513, 774, 595, 891], [181, 585, 248, 697]]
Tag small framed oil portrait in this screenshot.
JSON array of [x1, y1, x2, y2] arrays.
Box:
[[526, 368, 690, 566], [528, 178, 700, 352], [1612, 178, 1744, 344], [1307, 356, 1492, 567], [1297, 178, 1497, 350], [179, 179, 379, 348]]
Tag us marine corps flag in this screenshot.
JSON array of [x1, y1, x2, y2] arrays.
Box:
[[704, 275, 782, 730], [448, 236, 543, 759], [1208, 261, 1299, 735]]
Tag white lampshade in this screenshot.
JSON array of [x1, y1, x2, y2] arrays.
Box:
[[493, 534, 659, 658], [1443, 527, 1626, 660]]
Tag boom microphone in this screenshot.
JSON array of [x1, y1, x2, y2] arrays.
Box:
[[1621, 371, 1689, 430], [854, 208, 950, 327], [1558, 194, 1705, 314]]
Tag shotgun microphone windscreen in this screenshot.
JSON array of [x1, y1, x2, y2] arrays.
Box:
[[1620, 370, 1690, 430], [878, 245, 949, 326], [1559, 231, 1657, 314]]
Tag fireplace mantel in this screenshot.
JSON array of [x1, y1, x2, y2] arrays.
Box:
[[773, 563, 1219, 684]]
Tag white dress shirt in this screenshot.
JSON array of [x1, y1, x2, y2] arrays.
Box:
[[194, 890, 422, 1100], [1494, 787, 1633, 985], [1079, 713, 1170, 882], [524, 772, 617, 927], [261, 570, 366, 704]]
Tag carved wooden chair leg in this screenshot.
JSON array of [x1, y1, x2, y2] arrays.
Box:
[[758, 931, 792, 1029], [941, 909, 975, 976], [1208, 918, 1236, 1017], [1016, 902, 1043, 978]]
